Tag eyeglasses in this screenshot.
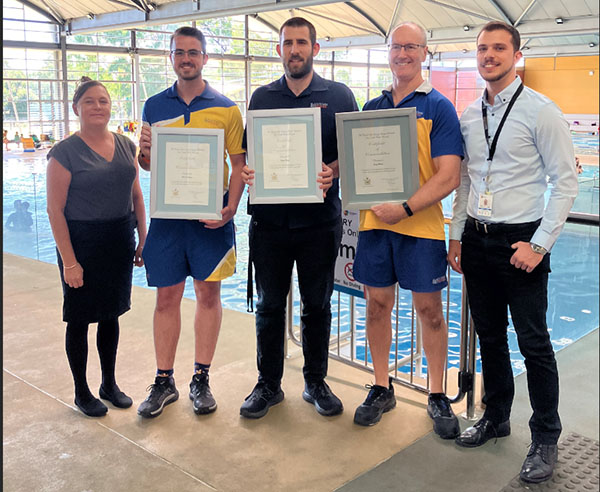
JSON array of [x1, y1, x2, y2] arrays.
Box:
[[170, 49, 205, 58], [388, 43, 425, 53]]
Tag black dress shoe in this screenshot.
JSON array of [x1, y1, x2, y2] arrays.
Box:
[[455, 417, 510, 447], [520, 442, 558, 483]]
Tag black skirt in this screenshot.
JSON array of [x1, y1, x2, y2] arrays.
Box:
[[57, 214, 136, 323]]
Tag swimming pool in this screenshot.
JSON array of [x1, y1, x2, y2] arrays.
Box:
[[3, 136, 599, 376]]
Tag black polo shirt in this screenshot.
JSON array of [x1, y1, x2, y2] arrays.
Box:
[[244, 73, 358, 229]]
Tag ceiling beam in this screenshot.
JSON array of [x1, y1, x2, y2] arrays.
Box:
[[427, 17, 599, 44], [68, 0, 344, 33], [17, 0, 64, 24], [386, 0, 405, 38], [318, 17, 599, 50], [344, 2, 387, 37], [106, 0, 145, 11], [514, 0, 538, 27], [250, 13, 280, 34], [295, 7, 383, 36], [422, 0, 498, 22], [483, 0, 513, 25], [438, 43, 599, 59]]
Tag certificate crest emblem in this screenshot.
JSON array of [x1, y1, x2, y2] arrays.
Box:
[[364, 177, 371, 185]]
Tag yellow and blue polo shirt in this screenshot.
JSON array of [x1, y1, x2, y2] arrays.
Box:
[[359, 81, 463, 241], [142, 81, 244, 190]]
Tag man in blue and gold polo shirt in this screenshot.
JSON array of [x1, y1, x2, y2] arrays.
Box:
[[136, 26, 245, 419], [352, 22, 464, 438]]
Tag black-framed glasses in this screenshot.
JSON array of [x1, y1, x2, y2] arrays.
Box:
[[170, 49, 205, 58], [388, 43, 425, 53]]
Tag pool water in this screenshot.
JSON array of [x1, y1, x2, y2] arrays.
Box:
[[3, 135, 599, 377]]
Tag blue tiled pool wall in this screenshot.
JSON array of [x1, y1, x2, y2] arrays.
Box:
[[4, 135, 599, 377]]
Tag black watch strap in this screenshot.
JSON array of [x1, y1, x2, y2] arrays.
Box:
[[402, 201, 414, 217]]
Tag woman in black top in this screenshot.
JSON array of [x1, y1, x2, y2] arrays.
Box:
[[47, 77, 147, 417]]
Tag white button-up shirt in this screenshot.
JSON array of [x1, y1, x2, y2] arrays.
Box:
[[449, 77, 578, 250]]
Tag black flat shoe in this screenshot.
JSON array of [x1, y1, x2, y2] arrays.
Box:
[[99, 385, 133, 409], [520, 442, 558, 483], [75, 397, 108, 417], [455, 417, 510, 447]]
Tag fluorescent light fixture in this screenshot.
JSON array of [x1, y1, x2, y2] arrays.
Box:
[[463, 25, 470, 31], [555, 17, 563, 24]]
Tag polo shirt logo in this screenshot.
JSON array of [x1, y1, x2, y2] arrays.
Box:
[[311, 102, 328, 108], [416, 111, 424, 118]]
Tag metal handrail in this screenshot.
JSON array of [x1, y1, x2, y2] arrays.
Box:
[[284, 211, 598, 418]]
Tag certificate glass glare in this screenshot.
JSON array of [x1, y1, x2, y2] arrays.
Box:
[[246, 107, 323, 204], [150, 127, 224, 219], [336, 108, 419, 211]]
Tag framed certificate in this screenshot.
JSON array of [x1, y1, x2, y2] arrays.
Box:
[[150, 127, 224, 219], [246, 107, 323, 204], [336, 108, 419, 211]]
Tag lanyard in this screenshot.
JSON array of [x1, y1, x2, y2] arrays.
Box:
[[482, 83, 524, 162]]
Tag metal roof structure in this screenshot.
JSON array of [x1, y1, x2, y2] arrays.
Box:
[[16, 0, 600, 57]]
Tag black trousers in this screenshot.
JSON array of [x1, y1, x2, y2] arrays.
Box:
[[250, 217, 342, 387], [461, 217, 561, 445]]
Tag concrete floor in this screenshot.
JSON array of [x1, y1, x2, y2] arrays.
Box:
[[3, 253, 598, 492], [3, 253, 462, 492]]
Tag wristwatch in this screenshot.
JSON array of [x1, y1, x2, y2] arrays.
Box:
[[530, 243, 547, 255]]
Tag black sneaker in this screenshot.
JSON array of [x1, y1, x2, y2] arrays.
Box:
[[427, 393, 460, 439], [353, 378, 396, 426], [189, 372, 217, 415], [137, 376, 179, 418], [240, 382, 284, 419], [302, 380, 343, 416]]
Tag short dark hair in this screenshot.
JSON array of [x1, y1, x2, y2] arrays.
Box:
[[170, 26, 207, 53], [477, 21, 521, 52], [279, 17, 317, 46], [73, 76, 108, 105]]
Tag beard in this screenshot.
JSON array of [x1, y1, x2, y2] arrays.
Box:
[[479, 63, 513, 83], [176, 63, 202, 81], [284, 55, 314, 79]]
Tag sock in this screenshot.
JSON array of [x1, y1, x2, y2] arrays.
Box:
[[156, 368, 174, 378], [194, 362, 210, 374]]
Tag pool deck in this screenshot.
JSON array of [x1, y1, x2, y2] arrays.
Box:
[[3, 252, 599, 492]]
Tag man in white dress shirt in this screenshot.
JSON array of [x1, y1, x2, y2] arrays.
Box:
[[448, 21, 578, 484]]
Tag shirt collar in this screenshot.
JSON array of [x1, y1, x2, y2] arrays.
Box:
[[166, 80, 216, 100], [382, 79, 433, 101], [268, 72, 327, 96], [482, 76, 522, 107]]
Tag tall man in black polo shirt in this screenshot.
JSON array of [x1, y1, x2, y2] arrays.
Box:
[[240, 17, 358, 419]]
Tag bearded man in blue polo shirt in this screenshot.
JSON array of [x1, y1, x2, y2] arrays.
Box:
[[240, 17, 358, 419]]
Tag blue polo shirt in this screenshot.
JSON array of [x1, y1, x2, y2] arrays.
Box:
[[142, 81, 244, 190], [360, 81, 463, 240], [244, 73, 358, 228]]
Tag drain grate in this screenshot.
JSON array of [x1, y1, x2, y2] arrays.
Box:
[[500, 432, 599, 491]]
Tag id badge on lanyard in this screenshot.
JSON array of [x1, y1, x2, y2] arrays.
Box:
[[479, 83, 524, 219]]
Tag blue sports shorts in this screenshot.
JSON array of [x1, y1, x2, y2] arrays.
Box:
[[353, 229, 448, 293], [142, 215, 235, 288]]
